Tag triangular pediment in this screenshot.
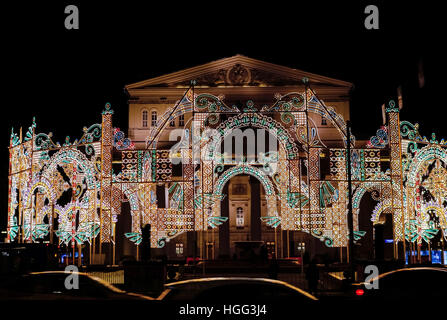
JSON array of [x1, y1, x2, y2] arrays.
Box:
[[125, 55, 353, 90]]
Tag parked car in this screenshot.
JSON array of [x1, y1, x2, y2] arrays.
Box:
[[158, 277, 318, 302], [0, 271, 154, 301], [350, 267, 447, 302]]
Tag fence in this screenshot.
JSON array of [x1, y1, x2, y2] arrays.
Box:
[[88, 269, 124, 285]]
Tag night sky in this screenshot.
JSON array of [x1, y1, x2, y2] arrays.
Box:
[[1, 1, 445, 231]]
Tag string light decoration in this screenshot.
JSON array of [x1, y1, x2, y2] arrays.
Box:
[[113, 128, 135, 150], [9, 83, 447, 264]]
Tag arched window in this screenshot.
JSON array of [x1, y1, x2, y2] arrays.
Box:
[[151, 111, 158, 127], [142, 110, 148, 128], [236, 207, 244, 228]]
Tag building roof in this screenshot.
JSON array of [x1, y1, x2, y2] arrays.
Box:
[[125, 55, 353, 90]]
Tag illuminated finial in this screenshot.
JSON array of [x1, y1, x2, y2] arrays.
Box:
[[63, 136, 71, 147], [10, 127, 20, 147], [385, 100, 399, 113], [102, 102, 114, 115], [430, 132, 438, 144]]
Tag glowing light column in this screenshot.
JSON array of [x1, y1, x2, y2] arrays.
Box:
[[387, 100, 405, 260], [100, 103, 114, 263]]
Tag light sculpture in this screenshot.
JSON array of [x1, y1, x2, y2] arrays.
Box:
[[8, 81, 447, 265]]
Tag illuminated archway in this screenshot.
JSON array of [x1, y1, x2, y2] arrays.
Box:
[[407, 154, 447, 244], [205, 112, 298, 161], [21, 176, 56, 241], [211, 165, 278, 222], [42, 148, 98, 189], [407, 145, 447, 188], [352, 182, 391, 229]]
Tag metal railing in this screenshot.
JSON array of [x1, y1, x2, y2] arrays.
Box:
[[88, 270, 124, 284]]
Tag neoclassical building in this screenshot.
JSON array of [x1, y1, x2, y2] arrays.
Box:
[[7, 56, 447, 265]]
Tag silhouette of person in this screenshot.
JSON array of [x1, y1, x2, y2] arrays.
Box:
[[268, 257, 279, 279], [260, 244, 268, 264], [305, 258, 319, 294]]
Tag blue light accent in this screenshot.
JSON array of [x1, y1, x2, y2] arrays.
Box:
[[405, 250, 447, 265], [431, 250, 442, 264]]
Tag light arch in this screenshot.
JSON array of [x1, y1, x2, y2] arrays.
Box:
[[407, 145, 447, 188], [211, 165, 278, 220], [41, 148, 97, 189], [22, 176, 56, 210], [352, 182, 391, 229], [206, 112, 299, 161]]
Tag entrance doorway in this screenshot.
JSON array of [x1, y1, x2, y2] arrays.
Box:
[[218, 174, 276, 259]]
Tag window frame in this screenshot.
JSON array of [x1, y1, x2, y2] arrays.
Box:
[[142, 109, 148, 128], [151, 110, 158, 127], [236, 207, 244, 228], [179, 114, 185, 127]]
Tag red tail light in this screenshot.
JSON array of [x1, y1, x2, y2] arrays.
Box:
[[355, 288, 365, 296]]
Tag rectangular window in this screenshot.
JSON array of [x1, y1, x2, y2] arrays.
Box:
[[176, 243, 183, 256], [170, 118, 175, 127], [179, 114, 185, 127], [142, 110, 148, 128], [151, 111, 157, 127], [236, 207, 244, 228], [321, 116, 327, 126], [232, 184, 247, 195]]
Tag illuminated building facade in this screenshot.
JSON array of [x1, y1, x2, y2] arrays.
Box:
[[7, 56, 447, 265]]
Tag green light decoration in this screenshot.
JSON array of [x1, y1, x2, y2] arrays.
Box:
[[7, 216, 19, 241], [194, 193, 216, 209], [169, 182, 184, 210], [102, 102, 114, 115], [10, 127, 20, 147], [385, 100, 399, 113], [352, 230, 366, 242], [319, 181, 337, 208], [23, 117, 36, 142], [55, 230, 72, 245], [157, 237, 167, 248], [261, 92, 304, 112], [242, 100, 258, 112], [63, 136, 72, 147], [213, 163, 225, 174], [208, 216, 229, 228], [125, 232, 142, 245], [260, 216, 281, 228], [24, 223, 50, 241], [196, 93, 240, 112], [405, 220, 439, 244], [400, 121, 421, 140], [311, 230, 333, 247], [75, 222, 100, 244], [287, 190, 308, 209]]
